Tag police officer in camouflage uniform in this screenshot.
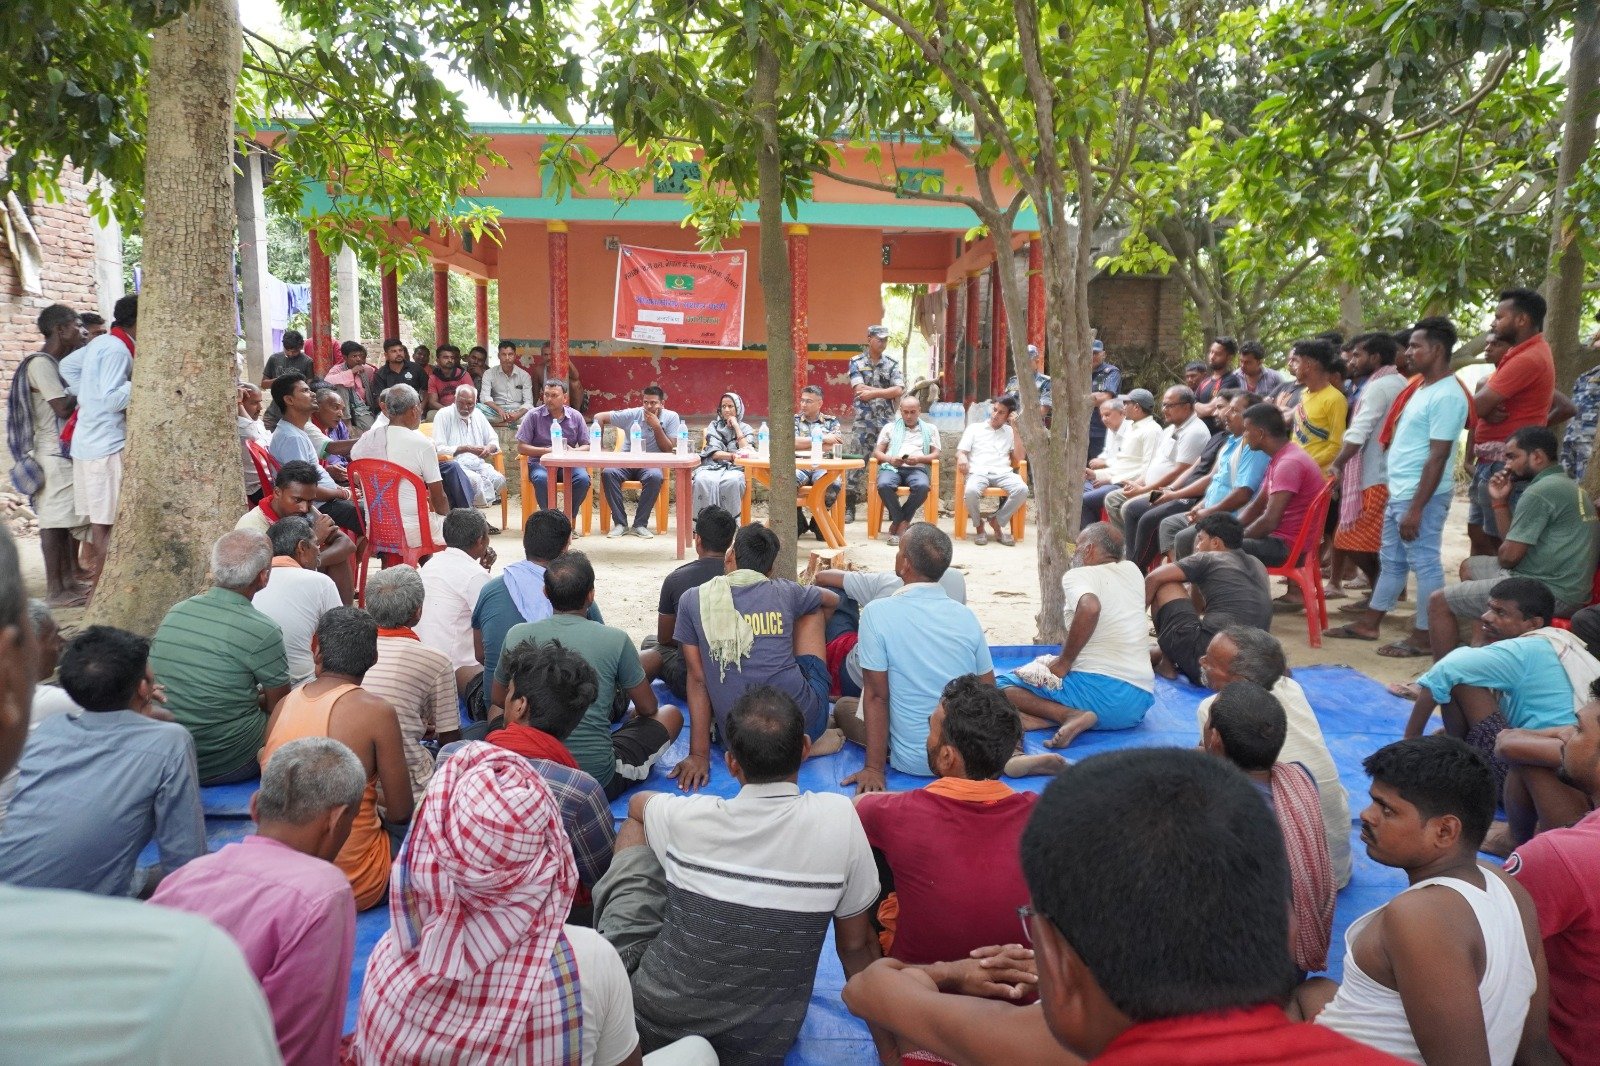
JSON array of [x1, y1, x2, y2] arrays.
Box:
[[793, 384, 843, 540], [845, 325, 904, 522]]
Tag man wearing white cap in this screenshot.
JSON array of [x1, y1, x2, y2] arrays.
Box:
[[846, 325, 904, 524]]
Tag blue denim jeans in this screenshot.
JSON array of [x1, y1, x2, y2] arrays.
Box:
[[1370, 492, 1453, 626]]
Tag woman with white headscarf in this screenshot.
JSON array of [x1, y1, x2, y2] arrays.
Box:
[[353, 742, 715, 1065], [692, 392, 753, 518]]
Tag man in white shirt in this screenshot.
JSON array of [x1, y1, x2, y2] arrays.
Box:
[[236, 384, 272, 501], [481, 341, 535, 428], [996, 522, 1155, 749], [416, 509, 495, 698], [431, 384, 505, 507], [355, 384, 449, 548], [1104, 384, 1210, 527], [252, 516, 344, 685], [957, 395, 1028, 546], [1082, 389, 1161, 526]]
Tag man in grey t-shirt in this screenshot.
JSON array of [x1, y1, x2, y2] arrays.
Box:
[[595, 384, 684, 539], [1146, 512, 1271, 685]]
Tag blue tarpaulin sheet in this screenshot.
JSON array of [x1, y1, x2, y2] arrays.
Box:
[[179, 654, 1433, 1064]]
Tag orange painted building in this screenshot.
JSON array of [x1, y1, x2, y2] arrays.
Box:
[[286, 124, 1182, 417]]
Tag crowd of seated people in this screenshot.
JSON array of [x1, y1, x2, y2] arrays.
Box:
[[5, 284, 1600, 1066]]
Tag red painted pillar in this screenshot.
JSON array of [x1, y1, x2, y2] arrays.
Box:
[[380, 268, 400, 342], [941, 282, 959, 400], [1027, 234, 1045, 354], [963, 270, 982, 404], [786, 224, 809, 395], [307, 232, 334, 377], [474, 279, 489, 349], [548, 220, 570, 379], [432, 264, 450, 347], [989, 261, 1008, 397]]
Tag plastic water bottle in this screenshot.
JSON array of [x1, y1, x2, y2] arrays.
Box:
[[758, 422, 770, 456], [630, 422, 643, 453], [589, 422, 601, 451], [550, 427, 565, 455], [676, 423, 690, 455], [810, 423, 823, 463]]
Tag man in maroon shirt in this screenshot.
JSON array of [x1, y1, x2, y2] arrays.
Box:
[[855, 674, 1037, 966], [844, 748, 1406, 1065]]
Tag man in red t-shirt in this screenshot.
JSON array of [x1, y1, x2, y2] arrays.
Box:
[[1471, 289, 1558, 554], [854, 674, 1038, 966], [1506, 680, 1600, 1066], [425, 343, 472, 415], [843, 748, 1406, 1065]]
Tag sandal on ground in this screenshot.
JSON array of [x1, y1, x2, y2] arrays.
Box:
[[1323, 624, 1378, 642], [974, 529, 988, 545], [998, 532, 1016, 546], [1376, 640, 1431, 659]]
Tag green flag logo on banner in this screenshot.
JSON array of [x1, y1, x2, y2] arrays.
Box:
[[665, 274, 695, 291]]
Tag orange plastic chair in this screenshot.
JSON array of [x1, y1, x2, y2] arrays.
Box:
[[866, 457, 941, 539], [419, 421, 509, 529], [953, 460, 1029, 542], [1265, 477, 1336, 649], [597, 429, 670, 534], [517, 449, 594, 534], [348, 459, 448, 603]]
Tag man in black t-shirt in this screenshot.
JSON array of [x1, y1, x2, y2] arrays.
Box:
[[1146, 512, 1272, 685], [370, 336, 429, 396], [260, 330, 317, 430], [640, 506, 737, 698]]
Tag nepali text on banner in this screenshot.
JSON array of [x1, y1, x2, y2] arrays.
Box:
[[611, 244, 748, 351]]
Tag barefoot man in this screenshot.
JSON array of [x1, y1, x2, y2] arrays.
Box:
[[995, 523, 1155, 749]]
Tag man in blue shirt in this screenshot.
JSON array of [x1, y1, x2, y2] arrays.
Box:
[[840, 524, 995, 792], [595, 384, 683, 539], [1163, 391, 1270, 560], [70, 293, 137, 582], [1407, 577, 1598, 802], [0, 624, 205, 896]]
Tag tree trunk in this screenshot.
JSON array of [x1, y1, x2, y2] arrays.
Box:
[[1337, 278, 1363, 339], [1545, 0, 1600, 389], [752, 31, 798, 576], [86, 0, 243, 634]]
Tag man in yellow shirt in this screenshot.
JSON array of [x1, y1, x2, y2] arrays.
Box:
[[1290, 338, 1348, 471]]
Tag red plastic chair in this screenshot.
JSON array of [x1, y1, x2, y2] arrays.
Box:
[[347, 459, 446, 604], [246, 441, 279, 494], [1551, 567, 1600, 631], [1265, 477, 1336, 649]]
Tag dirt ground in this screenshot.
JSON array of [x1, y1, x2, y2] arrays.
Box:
[[13, 490, 1473, 692]]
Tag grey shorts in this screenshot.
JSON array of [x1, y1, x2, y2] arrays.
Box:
[[1443, 556, 1586, 620]]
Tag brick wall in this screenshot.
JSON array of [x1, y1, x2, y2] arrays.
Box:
[[0, 166, 104, 480], [1089, 273, 1187, 393]]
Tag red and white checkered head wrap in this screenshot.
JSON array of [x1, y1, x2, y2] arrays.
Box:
[[354, 742, 580, 1064]]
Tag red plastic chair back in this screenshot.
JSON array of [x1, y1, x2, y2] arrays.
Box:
[[246, 441, 279, 493], [347, 460, 445, 600], [1264, 477, 1336, 648]]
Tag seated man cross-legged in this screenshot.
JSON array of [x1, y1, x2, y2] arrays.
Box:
[[1146, 512, 1273, 685], [494, 551, 682, 800], [150, 737, 362, 1066], [674, 522, 840, 791], [1298, 736, 1556, 1065], [431, 383, 507, 509], [594, 686, 880, 1065], [995, 522, 1154, 750], [0, 624, 205, 897], [1203, 680, 1335, 976], [252, 516, 344, 687]]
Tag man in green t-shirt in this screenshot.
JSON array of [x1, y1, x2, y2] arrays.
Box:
[[491, 551, 682, 798], [1430, 425, 1600, 659], [149, 531, 292, 784]]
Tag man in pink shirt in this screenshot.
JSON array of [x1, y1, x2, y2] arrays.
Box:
[[1506, 679, 1600, 1065], [1235, 403, 1327, 568], [151, 736, 363, 1066]]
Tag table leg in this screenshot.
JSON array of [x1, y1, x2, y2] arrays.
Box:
[[741, 469, 754, 525], [675, 469, 691, 560], [810, 470, 847, 549]]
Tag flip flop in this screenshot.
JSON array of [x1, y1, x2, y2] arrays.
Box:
[[998, 532, 1016, 546], [1386, 681, 1423, 701], [1338, 598, 1373, 615], [974, 530, 988, 545], [1377, 640, 1431, 659], [1323, 624, 1377, 642]]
